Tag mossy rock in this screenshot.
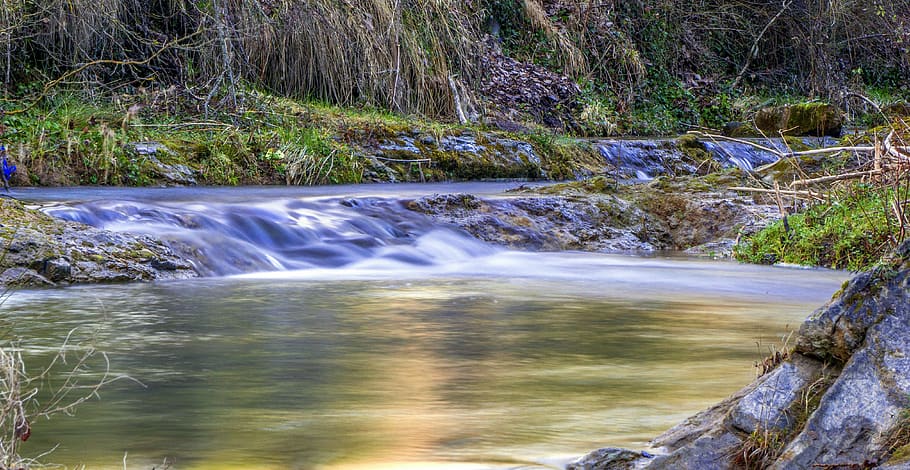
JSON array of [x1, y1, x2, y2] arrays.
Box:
[[883, 102, 910, 117], [782, 136, 811, 152], [677, 134, 721, 174], [723, 121, 760, 138], [754, 103, 843, 137]]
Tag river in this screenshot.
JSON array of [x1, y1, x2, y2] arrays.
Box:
[[4, 184, 848, 469]]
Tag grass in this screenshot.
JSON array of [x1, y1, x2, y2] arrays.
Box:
[[0, 87, 612, 186], [885, 403, 910, 465], [0, 89, 433, 186], [734, 183, 909, 271]]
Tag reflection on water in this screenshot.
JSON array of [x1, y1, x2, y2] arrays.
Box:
[[2, 257, 846, 470]]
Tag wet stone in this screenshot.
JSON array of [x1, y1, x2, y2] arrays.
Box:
[[0, 267, 54, 287], [568, 447, 650, 470], [41, 257, 72, 282]]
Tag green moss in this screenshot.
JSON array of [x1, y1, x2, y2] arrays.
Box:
[[755, 103, 843, 137], [536, 176, 618, 195], [676, 134, 722, 174], [886, 403, 910, 465], [782, 136, 810, 152]]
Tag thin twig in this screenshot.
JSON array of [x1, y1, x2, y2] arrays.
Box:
[[790, 170, 882, 187]]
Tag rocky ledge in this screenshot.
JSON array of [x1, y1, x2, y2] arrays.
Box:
[[0, 198, 196, 286], [407, 175, 779, 256], [570, 241, 910, 469]]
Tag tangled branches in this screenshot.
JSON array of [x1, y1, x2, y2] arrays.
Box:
[[0, 287, 134, 468]]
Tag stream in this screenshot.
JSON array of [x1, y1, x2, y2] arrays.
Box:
[[5, 184, 848, 469]]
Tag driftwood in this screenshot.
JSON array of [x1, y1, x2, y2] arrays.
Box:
[[688, 131, 876, 160], [691, 130, 910, 161], [728, 186, 825, 201], [708, 127, 910, 205]]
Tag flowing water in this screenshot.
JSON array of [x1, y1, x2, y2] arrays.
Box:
[[6, 184, 848, 470], [595, 136, 840, 179]]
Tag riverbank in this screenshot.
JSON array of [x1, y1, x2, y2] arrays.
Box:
[[1, 114, 906, 285]]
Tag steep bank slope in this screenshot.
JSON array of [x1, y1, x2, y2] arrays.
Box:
[[571, 242, 910, 469]]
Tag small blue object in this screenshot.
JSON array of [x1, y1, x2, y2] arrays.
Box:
[[2, 156, 14, 181], [641, 451, 655, 458]]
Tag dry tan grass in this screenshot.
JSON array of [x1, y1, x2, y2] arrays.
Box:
[[210, 0, 485, 118], [520, 0, 585, 77], [1, 0, 907, 117]]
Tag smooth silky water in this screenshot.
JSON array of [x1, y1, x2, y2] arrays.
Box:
[[4, 184, 849, 469]]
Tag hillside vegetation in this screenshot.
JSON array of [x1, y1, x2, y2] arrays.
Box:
[[0, 0, 907, 130]]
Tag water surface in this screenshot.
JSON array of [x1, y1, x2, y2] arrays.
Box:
[[4, 257, 845, 470], [3, 184, 849, 469]]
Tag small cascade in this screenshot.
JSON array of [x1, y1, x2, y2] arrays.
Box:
[[702, 140, 780, 171], [43, 196, 497, 276], [597, 136, 840, 178], [597, 139, 684, 180]]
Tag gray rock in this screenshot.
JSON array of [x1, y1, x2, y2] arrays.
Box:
[[647, 429, 741, 469], [879, 461, 910, 470], [40, 257, 72, 282], [407, 193, 658, 252], [496, 139, 541, 165], [796, 263, 910, 362], [355, 131, 549, 181], [728, 355, 827, 435], [0, 199, 197, 287], [378, 136, 422, 156], [0, 267, 54, 287], [567, 447, 651, 470], [133, 142, 198, 185], [150, 258, 181, 271], [754, 103, 843, 137], [774, 303, 910, 468], [440, 134, 485, 154]]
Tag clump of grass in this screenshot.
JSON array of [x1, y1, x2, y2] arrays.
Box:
[[884, 402, 910, 465], [734, 427, 786, 470], [734, 183, 906, 271]]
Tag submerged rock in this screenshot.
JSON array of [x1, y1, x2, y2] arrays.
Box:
[[0, 198, 196, 286], [407, 192, 656, 252], [572, 240, 910, 469]]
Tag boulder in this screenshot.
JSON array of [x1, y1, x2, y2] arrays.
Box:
[[754, 103, 843, 137], [133, 142, 198, 186], [722, 121, 760, 138], [883, 102, 910, 117]]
